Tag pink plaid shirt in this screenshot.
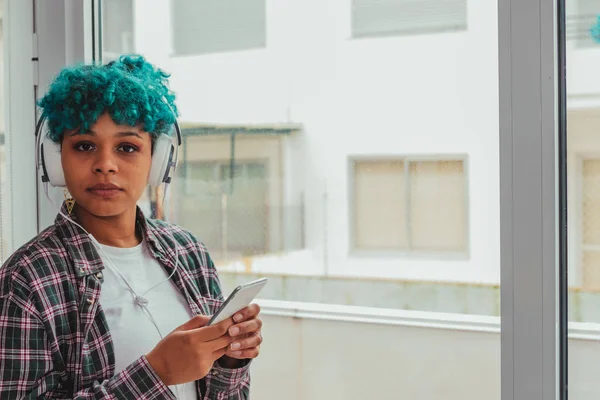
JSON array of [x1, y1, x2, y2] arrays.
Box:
[[0, 204, 250, 399]]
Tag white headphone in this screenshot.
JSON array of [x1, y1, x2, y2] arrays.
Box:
[[34, 112, 182, 188]]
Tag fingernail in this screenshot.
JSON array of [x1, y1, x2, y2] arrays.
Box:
[[233, 313, 243, 322], [230, 351, 242, 357], [229, 327, 240, 336], [231, 342, 241, 350]]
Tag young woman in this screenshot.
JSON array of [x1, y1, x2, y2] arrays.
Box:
[[0, 55, 262, 399]]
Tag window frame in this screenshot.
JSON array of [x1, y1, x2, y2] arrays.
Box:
[[348, 154, 470, 257], [498, 0, 563, 397], [3, 0, 38, 254]]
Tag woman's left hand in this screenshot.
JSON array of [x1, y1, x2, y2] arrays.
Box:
[[223, 303, 263, 360]]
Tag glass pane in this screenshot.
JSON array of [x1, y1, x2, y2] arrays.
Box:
[[100, 0, 501, 397], [0, 0, 8, 261], [353, 160, 407, 250], [101, 0, 134, 59], [566, 0, 600, 397], [409, 160, 467, 252]]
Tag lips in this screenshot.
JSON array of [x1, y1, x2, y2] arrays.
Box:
[[86, 183, 123, 198], [88, 183, 121, 191]]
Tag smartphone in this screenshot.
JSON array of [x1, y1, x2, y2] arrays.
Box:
[[207, 278, 268, 326]]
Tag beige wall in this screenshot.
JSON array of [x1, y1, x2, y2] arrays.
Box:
[[249, 314, 600, 400], [567, 108, 600, 288], [251, 314, 500, 400]]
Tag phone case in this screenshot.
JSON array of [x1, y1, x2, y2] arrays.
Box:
[[208, 278, 268, 325]]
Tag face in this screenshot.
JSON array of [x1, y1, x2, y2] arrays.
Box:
[[61, 113, 152, 219]]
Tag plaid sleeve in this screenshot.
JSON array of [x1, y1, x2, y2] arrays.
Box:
[[78, 356, 176, 400], [202, 361, 251, 400], [0, 294, 175, 400], [0, 293, 54, 399]]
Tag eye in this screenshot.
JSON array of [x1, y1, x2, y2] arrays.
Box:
[[117, 144, 139, 154], [74, 142, 95, 152]]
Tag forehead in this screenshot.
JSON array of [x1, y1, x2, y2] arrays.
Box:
[[90, 113, 145, 133]]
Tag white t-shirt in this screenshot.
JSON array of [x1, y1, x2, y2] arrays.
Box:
[[97, 239, 197, 400]]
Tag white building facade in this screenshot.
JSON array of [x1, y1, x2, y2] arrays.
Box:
[[103, 0, 600, 292]]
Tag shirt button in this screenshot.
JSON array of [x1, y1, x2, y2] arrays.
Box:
[[87, 297, 95, 305], [96, 272, 103, 279], [79, 268, 85, 274]]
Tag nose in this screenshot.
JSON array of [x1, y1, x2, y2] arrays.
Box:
[[92, 147, 119, 175]]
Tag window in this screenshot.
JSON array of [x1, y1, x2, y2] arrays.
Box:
[[579, 157, 600, 290], [98, 0, 506, 395], [0, 0, 5, 261], [100, 0, 134, 59], [181, 161, 269, 261], [566, 0, 600, 48], [352, 0, 468, 39], [353, 158, 467, 253], [171, 0, 266, 55], [568, 0, 600, 393]]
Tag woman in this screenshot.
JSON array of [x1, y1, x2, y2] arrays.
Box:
[[0, 55, 262, 399]]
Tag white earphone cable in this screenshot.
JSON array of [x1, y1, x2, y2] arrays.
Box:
[[43, 183, 186, 400]]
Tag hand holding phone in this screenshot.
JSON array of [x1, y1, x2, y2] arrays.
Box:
[[146, 278, 268, 383], [210, 278, 268, 362], [208, 278, 268, 325]]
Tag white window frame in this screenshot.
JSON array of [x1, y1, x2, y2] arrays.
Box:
[[499, 0, 561, 397], [3, 0, 38, 252], [348, 154, 470, 257]]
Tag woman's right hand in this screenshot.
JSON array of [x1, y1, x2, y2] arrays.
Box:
[[146, 315, 235, 386]]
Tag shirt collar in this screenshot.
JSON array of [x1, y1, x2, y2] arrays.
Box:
[[54, 201, 169, 277]]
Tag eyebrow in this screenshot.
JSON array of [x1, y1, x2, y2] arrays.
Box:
[[70, 130, 143, 139]]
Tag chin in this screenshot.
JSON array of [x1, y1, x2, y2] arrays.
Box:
[[77, 198, 132, 219]]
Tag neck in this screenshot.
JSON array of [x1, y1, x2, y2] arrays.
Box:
[[73, 205, 142, 248]]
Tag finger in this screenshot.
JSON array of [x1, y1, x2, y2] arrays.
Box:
[[228, 318, 262, 337], [178, 315, 210, 331], [198, 317, 236, 341], [208, 332, 236, 352], [232, 303, 261, 323], [227, 346, 260, 360], [229, 332, 263, 352], [212, 347, 229, 361]]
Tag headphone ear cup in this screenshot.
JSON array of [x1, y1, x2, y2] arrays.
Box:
[[148, 135, 174, 187], [41, 134, 66, 187]]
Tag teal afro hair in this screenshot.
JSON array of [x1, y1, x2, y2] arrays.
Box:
[[37, 54, 178, 143]]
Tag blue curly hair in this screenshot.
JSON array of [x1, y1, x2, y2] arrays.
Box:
[[37, 54, 178, 143]]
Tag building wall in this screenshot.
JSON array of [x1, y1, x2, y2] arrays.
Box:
[[249, 313, 600, 400], [132, 0, 600, 285]]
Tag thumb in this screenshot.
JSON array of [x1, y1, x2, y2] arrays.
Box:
[[178, 315, 210, 331]]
